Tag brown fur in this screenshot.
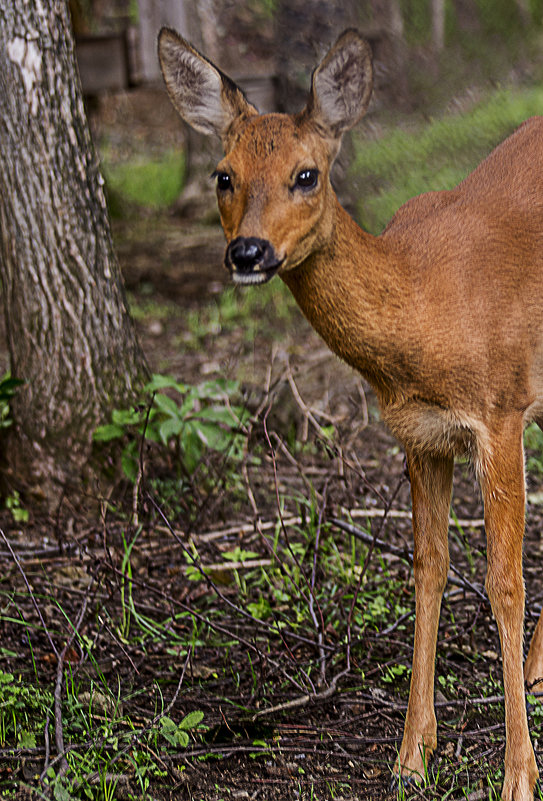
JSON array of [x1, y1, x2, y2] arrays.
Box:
[[159, 28, 543, 800]]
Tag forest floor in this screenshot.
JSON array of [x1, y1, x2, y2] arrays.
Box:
[[2, 207, 543, 800], [3, 90, 543, 800]]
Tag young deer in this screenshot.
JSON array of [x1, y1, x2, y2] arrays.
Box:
[[158, 28, 543, 800]]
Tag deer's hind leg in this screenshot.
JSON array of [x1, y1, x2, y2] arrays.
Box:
[[525, 610, 543, 691], [524, 415, 543, 691], [479, 417, 538, 801]]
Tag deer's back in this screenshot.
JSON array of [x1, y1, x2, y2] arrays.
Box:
[[384, 116, 543, 237], [377, 116, 543, 434]]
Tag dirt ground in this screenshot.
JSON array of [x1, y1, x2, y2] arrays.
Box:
[[3, 205, 543, 799], [119, 197, 543, 796], [3, 89, 543, 800]]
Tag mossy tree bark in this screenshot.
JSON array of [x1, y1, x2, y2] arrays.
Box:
[[0, 0, 148, 504]]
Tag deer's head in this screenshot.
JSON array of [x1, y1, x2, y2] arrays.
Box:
[[158, 29, 373, 284]]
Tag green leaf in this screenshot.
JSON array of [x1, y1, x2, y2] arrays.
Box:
[[93, 423, 125, 442], [159, 713, 200, 748], [193, 379, 237, 401], [178, 397, 197, 418], [176, 730, 189, 747], [158, 416, 183, 445], [145, 374, 188, 394], [121, 449, 138, 483], [112, 408, 143, 426], [54, 783, 71, 801], [159, 716, 178, 745], [11, 506, 29, 523], [178, 710, 204, 730], [180, 424, 203, 473], [138, 419, 161, 443], [0, 375, 23, 400], [153, 393, 181, 417], [223, 548, 259, 561], [18, 730, 36, 748], [195, 407, 239, 427], [247, 599, 272, 620], [195, 422, 231, 451]]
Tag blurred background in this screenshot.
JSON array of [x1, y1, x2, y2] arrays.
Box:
[[71, 0, 543, 229], [70, 0, 543, 384]]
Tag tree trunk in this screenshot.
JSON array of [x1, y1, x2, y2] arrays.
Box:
[[275, 0, 360, 215], [172, 0, 224, 219], [0, 0, 148, 504], [431, 0, 446, 52], [137, 0, 189, 83]]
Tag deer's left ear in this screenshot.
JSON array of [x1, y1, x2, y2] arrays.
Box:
[[304, 30, 373, 142], [158, 28, 258, 142]]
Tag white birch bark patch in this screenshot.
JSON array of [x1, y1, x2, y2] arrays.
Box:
[[7, 36, 42, 116]]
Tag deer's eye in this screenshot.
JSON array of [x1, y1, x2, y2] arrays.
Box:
[[213, 171, 232, 192], [295, 169, 319, 191]]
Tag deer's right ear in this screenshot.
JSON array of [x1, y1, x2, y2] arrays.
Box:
[[304, 30, 373, 146], [158, 28, 257, 141]]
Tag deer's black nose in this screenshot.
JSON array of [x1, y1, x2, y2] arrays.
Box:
[[225, 236, 283, 285], [226, 237, 268, 272]]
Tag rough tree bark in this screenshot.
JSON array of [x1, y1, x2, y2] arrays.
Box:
[[0, 0, 148, 504]]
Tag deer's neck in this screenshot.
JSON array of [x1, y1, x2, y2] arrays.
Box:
[[282, 200, 412, 401]]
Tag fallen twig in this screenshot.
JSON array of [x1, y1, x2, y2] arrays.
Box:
[[253, 664, 350, 720], [330, 516, 487, 601], [344, 506, 485, 529], [0, 528, 59, 660], [152, 506, 485, 546], [310, 481, 329, 687]]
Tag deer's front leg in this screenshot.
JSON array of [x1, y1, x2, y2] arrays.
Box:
[[395, 451, 453, 780], [479, 421, 538, 801]]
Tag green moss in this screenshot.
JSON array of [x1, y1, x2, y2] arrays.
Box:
[[102, 150, 185, 211]]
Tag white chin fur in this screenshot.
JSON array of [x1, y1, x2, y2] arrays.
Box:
[[231, 271, 273, 285]]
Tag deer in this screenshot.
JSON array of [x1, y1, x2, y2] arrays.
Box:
[[158, 27, 543, 800]]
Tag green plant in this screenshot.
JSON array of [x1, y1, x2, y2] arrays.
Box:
[[0, 373, 22, 429], [438, 671, 458, 696], [94, 374, 250, 483], [0, 671, 52, 748], [449, 512, 476, 574], [35, 670, 203, 800], [5, 490, 29, 523], [184, 282, 296, 350], [382, 663, 409, 685], [119, 528, 141, 640], [0, 375, 26, 520], [525, 422, 543, 476], [159, 710, 205, 747]]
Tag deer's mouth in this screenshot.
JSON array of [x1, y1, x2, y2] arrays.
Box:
[[225, 237, 283, 285], [229, 260, 283, 285]]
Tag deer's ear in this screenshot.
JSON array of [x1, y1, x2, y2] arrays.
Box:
[[158, 28, 258, 141], [305, 30, 373, 141]]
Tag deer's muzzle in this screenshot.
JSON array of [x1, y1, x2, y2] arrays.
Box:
[[225, 236, 283, 284]]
